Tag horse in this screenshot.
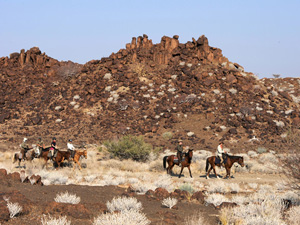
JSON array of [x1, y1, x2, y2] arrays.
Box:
[[12, 149, 35, 168], [37, 147, 55, 169], [73, 150, 87, 170], [163, 149, 193, 178], [54, 150, 72, 169], [205, 153, 244, 179]]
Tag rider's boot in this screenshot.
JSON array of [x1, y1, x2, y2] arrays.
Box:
[[220, 158, 224, 167]]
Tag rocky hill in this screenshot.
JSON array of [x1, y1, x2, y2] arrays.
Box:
[[1, 35, 299, 151]]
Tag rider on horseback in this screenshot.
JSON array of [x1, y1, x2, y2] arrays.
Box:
[[20, 137, 31, 160], [67, 139, 76, 160], [36, 137, 45, 157], [50, 137, 57, 161], [176, 139, 184, 166], [217, 141, 227, 167]]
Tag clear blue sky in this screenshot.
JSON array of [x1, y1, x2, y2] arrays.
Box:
[[0, 0, 299, 78]]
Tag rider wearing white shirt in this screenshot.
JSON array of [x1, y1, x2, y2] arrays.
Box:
[[67, 139, 75, 158], [216, 142, 226, 166]]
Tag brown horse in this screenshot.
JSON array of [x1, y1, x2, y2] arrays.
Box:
[[73, 150, 87, 170], [205, 154, 244, 179], [37, 147, 54, 169], [12, 149, 35, 168], [163, 149, 193, 178], [54, 150, 72, 169]]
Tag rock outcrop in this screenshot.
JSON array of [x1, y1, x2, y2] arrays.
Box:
[[0, 35, 299, 151]]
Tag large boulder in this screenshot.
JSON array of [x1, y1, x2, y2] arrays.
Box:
[[154, 188, 169, 199]]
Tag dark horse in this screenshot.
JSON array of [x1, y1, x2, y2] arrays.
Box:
[[163, 149, 193, 178], [205, 153, 244, 179], [54, 150, 72, 169], [37, 147, 55, 169]]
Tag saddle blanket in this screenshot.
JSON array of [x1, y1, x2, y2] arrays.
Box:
[[215, 157, 227, 164], [174, 157, 185, 163]]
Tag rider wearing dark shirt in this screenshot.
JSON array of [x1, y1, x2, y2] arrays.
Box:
[[176, 139, 184, 165], [50, 137, 57, 159]]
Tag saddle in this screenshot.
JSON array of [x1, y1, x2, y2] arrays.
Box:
[[174, 156, 185, 163], [215, 156, 227, 165]]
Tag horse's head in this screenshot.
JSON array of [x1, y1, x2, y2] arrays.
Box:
[[238, 157, 244, 167], [188, 148, 193, 158], [83, 150, 88, 159]]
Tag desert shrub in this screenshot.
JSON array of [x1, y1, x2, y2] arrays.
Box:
[[5, 198, 22, 218], [207, 181, 227, 194], [230, 195, 249, 205], [285, 126, 300, 144], [41, 214, 71, 225], [247, 150, 258, 158], [257, 147, 267, 154], [279, 190, 300, 205], [281, 150, 300, 190], [162, 132, 173, 140], [54, 191, 80, 204], [104, 135, 152, 161], [162, 197, 178, 208], [106, 196, 142, 213], [184, 211, 209, 225], [258, 153, 278, 164], [84, 175, 97, 183], [205, 193, 229, 207], [179, 184, 194, 194], [93, 209, 150, 225], [154, 175, 173, 191], [228, 183, 240, 193], [132, 182, 156, 194], [248, 183, 258, 190], [220, 195, 286, 225], [286, 205, 300, 225]]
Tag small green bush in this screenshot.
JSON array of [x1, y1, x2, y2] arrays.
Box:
[[257, 147, 267, 154], [162, 132, 173, 140], [104, 135, 152, 161], [179, 184, 194, 194]]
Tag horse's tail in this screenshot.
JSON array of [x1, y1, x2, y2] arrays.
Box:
[[205, 158, 209, 172], [163, 156, 168, 169], [12, 153, 17, 163]]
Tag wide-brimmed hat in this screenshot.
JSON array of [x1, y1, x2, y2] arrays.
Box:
[[178, 139, 183, 143]]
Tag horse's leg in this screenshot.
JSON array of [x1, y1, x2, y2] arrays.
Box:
[[206, 163, 212, 179], [170, 164, 175, 175], [166, 162, 170, 174], [212, 165, 219, 179], [188, 165, 192, 178], [55, 159, 60, 170], [78, 161, 82, 170], [73, 157, 78, 170], [225, 166, 231, 179], [44, 158, 49, 169], [178, 166, 184, 178], [73, 157, 82, 170], [60, 157, 65, 168]]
